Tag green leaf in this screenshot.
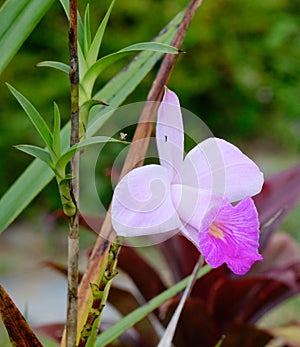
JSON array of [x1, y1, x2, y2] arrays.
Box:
[[214, 336, 226, 347], [0, 0, 54, 75], [86, 0, 116, 68], [82, 42, 180, 98], [52, 103, 61, 157], [57, 0, 69, 18], [15, 145, 53, 168], [55, 136, 120, 175], [79, 45, 89, 84], [77, 10, 85, 55], [0, 0, 29, 38], [84, 4, 92, 56], [0, 9, 184, 234], [36, 60, 70, 75], [96, 265, 211, 347], [7, 84, 53, 151]]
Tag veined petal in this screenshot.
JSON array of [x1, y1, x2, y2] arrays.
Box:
[[182, 137, 264, 202], [111, 165, 182, 237], [156, 88, 184, 180], [198, 197, 263, 275]]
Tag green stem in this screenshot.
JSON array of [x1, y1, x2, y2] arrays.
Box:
[[67, 0, 80, 346], [58, 179, 77, 218]]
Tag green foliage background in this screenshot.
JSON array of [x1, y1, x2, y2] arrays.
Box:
[[0, 0, 299, 212]]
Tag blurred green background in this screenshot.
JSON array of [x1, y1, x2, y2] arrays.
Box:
[[0, 0, 300, 217]]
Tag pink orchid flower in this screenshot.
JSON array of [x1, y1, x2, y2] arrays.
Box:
[[112, 88, 264, 275]]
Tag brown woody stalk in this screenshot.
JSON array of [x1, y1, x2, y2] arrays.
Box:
[[74, 0, 204, 341], [67, 0, 80, 346]]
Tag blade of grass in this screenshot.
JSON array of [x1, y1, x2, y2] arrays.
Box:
[[0, 0, 53, 74], [0, 0, 29, 38], [96, 265, 211, 347]]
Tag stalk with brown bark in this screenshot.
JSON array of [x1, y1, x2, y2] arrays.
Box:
[[67, 0, 80, 346]]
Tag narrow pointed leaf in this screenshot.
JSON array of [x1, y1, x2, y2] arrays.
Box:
[[52, 103, 61, 157], [77, 10, 85, 55], [0, 285, 43, 347], [86, 0, 116, 67], [84, 4, 92, 55], [96, 265, 211, 347], [0, 0, 29, 38], [58, 0, 69, 18], [7, 84, 53, 150], [36, 60, 70, 74], [0, 0, 53, 75], [82, 42, 180, 96], [0, 10, 184, 234], [15, 145, 53, 167], [55, 136, 121, 173]]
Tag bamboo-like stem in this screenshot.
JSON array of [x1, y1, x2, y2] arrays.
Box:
[[77, 241, 121, 347], [67, 0, 80, 346], [75, 0, 204, 340]]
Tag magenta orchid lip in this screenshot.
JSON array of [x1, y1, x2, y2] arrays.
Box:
[[111, 88, 264, 275]]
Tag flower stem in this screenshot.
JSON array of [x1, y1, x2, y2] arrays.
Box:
[[66, 0, 80, 346], [77, 240, 121, 347]]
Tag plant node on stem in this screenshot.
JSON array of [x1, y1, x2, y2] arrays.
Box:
[[66, 0, 80, 347]]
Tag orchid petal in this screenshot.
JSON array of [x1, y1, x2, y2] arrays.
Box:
[[111, 165, 182, 237], [198, 197, 263, 275], [156, 88, 184, 180], [182, 137, 264, 202], [171, 184, 224, 231]]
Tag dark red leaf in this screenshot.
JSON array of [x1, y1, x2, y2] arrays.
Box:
[[160, 297, 218, 347], [221, 323, 272, 347], [108, 286, 158, 347], [253, 164, 300, 248], [0, 285, 43, 347], [34, 322, 65, 342], [118, 246, 167, 301], [209, 275, 300, 329], [157, 235, 200, 282], [40, 260, 83, 282], [250, 233, 300, 275], [160, 298, 272, 347]]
